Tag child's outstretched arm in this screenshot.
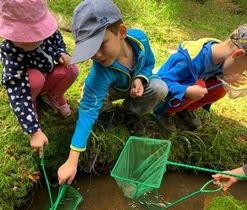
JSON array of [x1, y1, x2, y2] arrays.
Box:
[[57, 149, 80, 185], [212, 166, 245, 191]]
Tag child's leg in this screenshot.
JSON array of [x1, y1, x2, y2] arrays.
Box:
[[123, 79, 168, 114], [99, 79, 167, 114], [186, 77, 226, 110], [124, 79, 167, 134], [166, 98, 194, 114], [164, 78, 225, 130], [166, 79, 205, 114], [40, 64, 79, 105], [166, 78, 225, 113], [99, 87, 129, 113], [96, 87, 128, 131], [28, 69, 46, 112], [97, 79, 167, 134]]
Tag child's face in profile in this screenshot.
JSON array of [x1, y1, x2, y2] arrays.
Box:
[[91, 29, 122, 67], [12, 40, 43, 51]]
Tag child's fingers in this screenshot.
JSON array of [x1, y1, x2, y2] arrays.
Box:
[[32, 147, 37, 153], [59, 57, 64, 64], [129, 90, 137, 98], [39, 147, 43, 158]]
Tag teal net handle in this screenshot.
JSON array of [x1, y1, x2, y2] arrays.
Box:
[[159, 161, 247, 209], [166, 161, 247, 179], [40, 150, 54, 208], [41, 149, 69, 210], [161, 179, 223, 209], [52, 184, 68, 209]]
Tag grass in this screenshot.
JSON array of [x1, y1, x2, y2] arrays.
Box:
[[0, 0, 247, 209], [204, 195, 247, 210]]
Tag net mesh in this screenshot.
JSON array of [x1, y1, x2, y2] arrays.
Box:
[[217, 75, 247, 99], [54, 184, 83, 210], [44, 184, 83, 210], [111, 136, 247, 209], [111, 136, 171, 199]]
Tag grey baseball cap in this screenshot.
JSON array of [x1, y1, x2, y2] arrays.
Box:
[[230, 23, 247, 55], [70, 0, 123, 64]]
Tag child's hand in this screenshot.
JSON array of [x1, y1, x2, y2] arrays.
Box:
[[212, 166, 244, 191], [129, 78, 144, 98], [185, 85, 208, 100], [212, 173, 238, 191], [57, 162, 77, 185], [59, 54, 71, 67], [57, 150, 80, 185], [30, 130, 48, 158], [223, 74, 247, 87]]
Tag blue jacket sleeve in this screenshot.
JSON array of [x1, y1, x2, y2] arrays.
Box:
[[158, 54, 193, 101], [70, 63, 115, 151]]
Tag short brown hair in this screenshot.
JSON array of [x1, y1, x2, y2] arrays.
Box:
[[107, 20, 123, 35]]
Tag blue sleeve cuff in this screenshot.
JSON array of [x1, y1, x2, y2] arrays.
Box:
[[70, 145, 86, 152]]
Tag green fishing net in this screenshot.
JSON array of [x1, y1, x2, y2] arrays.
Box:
[[41, 151, 83, 210], [111, 136, 247, 209], [43, 184, 83, 210], [111, 136, 170, 199]]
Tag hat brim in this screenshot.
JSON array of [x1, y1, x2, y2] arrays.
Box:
[[0, 11, 57, 42], [70, 29, 106, 64]]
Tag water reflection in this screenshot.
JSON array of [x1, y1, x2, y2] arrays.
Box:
[[18, 171, 247, 210]]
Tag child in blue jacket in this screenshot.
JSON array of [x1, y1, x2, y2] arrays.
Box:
[[57, 0, 168, 185], [154, 23, 247, 132]]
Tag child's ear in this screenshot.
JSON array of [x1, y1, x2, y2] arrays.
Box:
[[232, 49, 245, 58], [119, 23, 127, 40]]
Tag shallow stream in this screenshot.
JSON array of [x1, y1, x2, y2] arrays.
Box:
[[19, 171, 247, 210]]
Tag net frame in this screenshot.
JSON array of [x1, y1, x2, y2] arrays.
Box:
[[111, 136, 171, 199], [111, 136, 247, 209], [217, 75, 247, 99]]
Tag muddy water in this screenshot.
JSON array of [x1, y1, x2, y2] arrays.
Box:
[[19, 171, 247, 210]]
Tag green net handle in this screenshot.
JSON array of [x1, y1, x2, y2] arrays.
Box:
[[159, 161, 247, 209], [41, 149, 69, 209], [41, 150, 54, 208], [41, 149, 83, 210], [166, 161, 247, 179], [52, 184, 68, 209], [161, 180, 222, 209]]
